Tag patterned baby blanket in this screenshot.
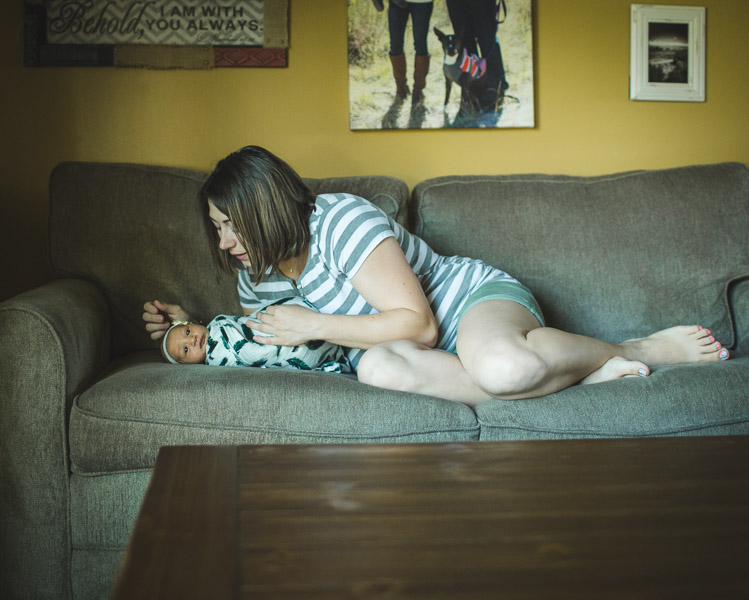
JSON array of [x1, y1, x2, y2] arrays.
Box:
[[205, 298, 351, 373]]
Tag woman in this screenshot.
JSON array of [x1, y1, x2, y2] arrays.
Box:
[[386, 0, 434, 104], [144, 146, 730, 406]]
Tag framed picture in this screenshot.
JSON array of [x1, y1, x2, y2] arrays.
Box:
[[347, 0, 534, 130], [630, 4, 705, 102]]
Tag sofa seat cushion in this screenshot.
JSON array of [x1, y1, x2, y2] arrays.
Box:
[[69, 352, 479, 473], [412, 163, 749, 349], [477, 355, 749, 440]]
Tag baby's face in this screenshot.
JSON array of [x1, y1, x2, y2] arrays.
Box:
[[165, 323, 209, 364]]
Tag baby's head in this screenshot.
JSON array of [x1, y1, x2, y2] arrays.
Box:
[[161, 321, 209, 365]]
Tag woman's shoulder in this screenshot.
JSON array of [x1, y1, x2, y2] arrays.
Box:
[[310, 193, 396, 270]]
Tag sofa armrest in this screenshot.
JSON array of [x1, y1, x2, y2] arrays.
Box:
[[0, 278, 109, 599], [730, 278, 749, 355]]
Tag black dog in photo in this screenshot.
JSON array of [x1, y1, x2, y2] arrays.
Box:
[[434, 27, 490, 111]]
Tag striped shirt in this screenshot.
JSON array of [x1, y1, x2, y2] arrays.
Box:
[[237, 193, 518, 368]]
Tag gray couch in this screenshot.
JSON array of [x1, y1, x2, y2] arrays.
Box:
[[2, 161, 748, 599]]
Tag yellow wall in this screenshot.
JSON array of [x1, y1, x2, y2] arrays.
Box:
[[2, 0, 749, 301]]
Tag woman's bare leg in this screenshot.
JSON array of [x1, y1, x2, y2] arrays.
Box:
[[458, 300, 729, 399], [357, 300, 729, 405], [456, 300, 650, 400], [356, 340, 493, 406], [358, 301, 644, 404]]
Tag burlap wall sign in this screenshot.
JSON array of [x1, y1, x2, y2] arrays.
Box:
[[24, 0, 289, 69]]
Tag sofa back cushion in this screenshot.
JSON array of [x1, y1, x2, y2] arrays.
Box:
[[411, 163, 749, 346], [49, 162, 409, 356]]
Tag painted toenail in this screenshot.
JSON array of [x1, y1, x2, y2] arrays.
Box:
[[710, 336, 715, 342], [639, 368, 648, 377], [719, 349, 729, 360], [699, 326, 703, 330], [716, 342, 721, 349]]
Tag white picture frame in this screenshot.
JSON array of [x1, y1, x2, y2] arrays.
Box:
[[630, 4, 705, 102]]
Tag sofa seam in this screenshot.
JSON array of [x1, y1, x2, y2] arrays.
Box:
[[52, 160, 208, 183], [72, 545, 128, 552], [71, 467, 154, 477], [477, 417, 749, 438], [726, 272, 749, 350], [412, 162, 749, 192]]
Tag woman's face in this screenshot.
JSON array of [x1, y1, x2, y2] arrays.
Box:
[[208, 201, 250, 268]]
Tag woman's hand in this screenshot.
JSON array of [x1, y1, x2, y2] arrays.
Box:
[[252, 304, 319, 347], [142, 300, 191, 340], [250, 238, 437, 351]]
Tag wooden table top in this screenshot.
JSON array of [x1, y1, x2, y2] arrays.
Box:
[[112, 437, 749, 599]]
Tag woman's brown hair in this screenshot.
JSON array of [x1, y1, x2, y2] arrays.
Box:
[[199, 146, 316, 284]]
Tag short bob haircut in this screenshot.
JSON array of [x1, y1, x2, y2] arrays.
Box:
[[199, 146, 316, 284]]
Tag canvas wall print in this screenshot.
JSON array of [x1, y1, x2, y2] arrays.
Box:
[[348, 0, 534, 130]]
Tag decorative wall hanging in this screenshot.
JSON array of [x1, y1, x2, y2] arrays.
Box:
[[24, 0, 289, 69], [630, 4, 705, 102], [348, 0, 534, 130]]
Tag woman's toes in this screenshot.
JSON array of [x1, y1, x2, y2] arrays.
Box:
[[700, 339, 719, 352], [688, 326, 729, 359], [692, 326, 712, 341], [692, 327, 732, 360], [702, 340, 730, 360], [581, 357, 649, 385], [619, 359, 649, 377]]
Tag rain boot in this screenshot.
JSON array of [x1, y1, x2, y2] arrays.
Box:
[[412, 54, 430, 105], [389, 54, 410, 101]]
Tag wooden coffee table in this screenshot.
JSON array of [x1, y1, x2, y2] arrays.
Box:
[[112, 437, 749, 599]]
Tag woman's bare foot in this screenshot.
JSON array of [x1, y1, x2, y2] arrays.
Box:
[[622, 325, 730, 366], [581, 356, 649, 385]]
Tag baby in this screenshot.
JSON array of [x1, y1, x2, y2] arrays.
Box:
[[161, 297, 351, 373]]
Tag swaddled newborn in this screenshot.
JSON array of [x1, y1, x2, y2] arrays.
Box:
[[161, 297, 351, 373]]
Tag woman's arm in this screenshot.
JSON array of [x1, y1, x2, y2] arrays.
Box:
[[253, 237, 438, 349]]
